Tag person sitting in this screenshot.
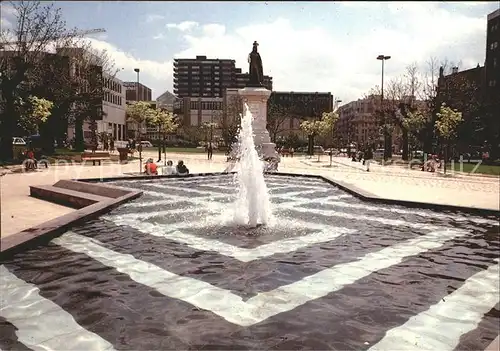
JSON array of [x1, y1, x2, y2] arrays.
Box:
[[144, 158, 158, 175], [163, 160, 177, 175], [176, 160, 189, 175]]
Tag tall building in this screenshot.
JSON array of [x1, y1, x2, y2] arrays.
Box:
[[124, 82, 152, 102], [486, 9, 499, 90], [173, 56, 236, 98], [173, 55, 274, 98]]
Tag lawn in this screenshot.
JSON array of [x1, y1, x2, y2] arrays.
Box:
[[446, 162, 500, 176]]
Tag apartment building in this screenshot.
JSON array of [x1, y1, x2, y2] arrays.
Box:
[[486, 9, 500, 91], [173, 56, 274, 98], [123, 81, 152, 102], [173, 56, 236, 98]]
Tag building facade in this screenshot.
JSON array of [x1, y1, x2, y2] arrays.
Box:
[[124, 82, 152, 102], [156, 90, 176, 112], [486, 9, 499, 91], [267, 91, 333, 140], [173, 56, 236, 98], [68, 73, 127, 142]]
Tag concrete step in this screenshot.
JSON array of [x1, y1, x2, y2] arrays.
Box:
[[30, 185, 110, 209], [53, 180, 129, 199]]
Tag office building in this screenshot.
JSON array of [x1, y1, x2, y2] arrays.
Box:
[[124, 81, 152, 102]]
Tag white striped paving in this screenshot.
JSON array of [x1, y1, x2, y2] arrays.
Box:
[[54, 229, 469, 327], [102, 216, 356, 262], [0, 265, 115, 351], [280, 203, 444, 231], [320, 201, 500, 227], [369, 259, 500, 351]]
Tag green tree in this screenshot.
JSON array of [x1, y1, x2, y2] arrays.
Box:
[[150, 109, 178, 158], [435, 103, 463, 174], [17, 96, 53, 134], [300, 111, 338, 158], [404, 107, 430, 154]]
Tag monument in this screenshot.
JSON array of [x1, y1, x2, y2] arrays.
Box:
[[237, 41, 279, 162]]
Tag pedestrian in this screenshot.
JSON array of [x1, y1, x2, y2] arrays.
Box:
[[207, 142, 213, 160], [364, 145, 373, 172]]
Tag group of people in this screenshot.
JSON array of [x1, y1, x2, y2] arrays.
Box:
[[144, 159, 189, 176], [23, 149, 48, 171]]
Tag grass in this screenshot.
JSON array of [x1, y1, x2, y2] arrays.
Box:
[[446, 162, 500, 176]]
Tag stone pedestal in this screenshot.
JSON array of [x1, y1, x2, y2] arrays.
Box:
[[237, 87, 279, 161]]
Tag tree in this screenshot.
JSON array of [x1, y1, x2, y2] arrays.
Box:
[[0, 1, 77, 159], [300, 111, 338, 158], [435, 103, 463, 174], [0, 1, 117, 158], [267, 100, 289, 143], [17, 95, 54, 135], [126, 101, 155, 135], [150, 109, 178, 159], [404, 107, 430, 154]]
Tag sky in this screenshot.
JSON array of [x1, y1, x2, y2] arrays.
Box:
[[1, 1, 499, 102]]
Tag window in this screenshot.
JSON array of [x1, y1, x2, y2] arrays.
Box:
[[490, 41, 498, 50], [494, 58, 497, 68], [489, 80, 496, 87]]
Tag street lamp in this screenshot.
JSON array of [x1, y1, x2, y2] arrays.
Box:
[[376, 54, 391, 159], [133, 68, 142, 173]]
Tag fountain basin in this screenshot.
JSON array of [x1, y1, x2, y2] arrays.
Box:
[[1, 174, 499, 350]]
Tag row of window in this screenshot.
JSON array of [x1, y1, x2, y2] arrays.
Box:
[[187, 101, 223, 110], [104, 78, 122, 93], [104, 91, 123, 106]]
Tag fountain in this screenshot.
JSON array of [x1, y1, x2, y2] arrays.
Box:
[[232, 103, 273, 227], [1, 40, 498, 351]]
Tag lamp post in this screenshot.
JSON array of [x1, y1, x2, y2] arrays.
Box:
[[133, 68, 142, 172], [377, 54, 391, 159]]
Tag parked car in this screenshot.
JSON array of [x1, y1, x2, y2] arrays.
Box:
[[12, 137, 26, 145], [140, 141, 153, 148]]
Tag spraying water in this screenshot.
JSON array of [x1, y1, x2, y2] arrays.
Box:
[[233, 103, 273, 227]]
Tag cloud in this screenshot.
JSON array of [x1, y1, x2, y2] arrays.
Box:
[[166, 21, 198, 32], [152, 33, 165, 40], [146, 14, 165, 23], [86, 38, 172, 93], [169, 2, 491, 102]]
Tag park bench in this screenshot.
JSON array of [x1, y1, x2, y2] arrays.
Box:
[[81, 151, 110, 166]]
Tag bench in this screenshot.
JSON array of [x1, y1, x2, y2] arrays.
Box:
[[81, 152, 110, 166]]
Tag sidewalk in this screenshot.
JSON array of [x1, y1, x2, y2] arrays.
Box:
[[1, 154, 498, 239]]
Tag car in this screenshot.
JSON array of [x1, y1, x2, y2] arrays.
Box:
[[140, 141, 153, 148], [12, 137, 26, 145]]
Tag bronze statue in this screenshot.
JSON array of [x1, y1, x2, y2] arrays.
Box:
[[248, 41, 263, 87]]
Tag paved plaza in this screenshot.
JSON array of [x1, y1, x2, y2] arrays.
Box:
[[1, 152, 499, 238]]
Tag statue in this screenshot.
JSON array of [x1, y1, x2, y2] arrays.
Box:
[[247, 41, 263, 87]]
